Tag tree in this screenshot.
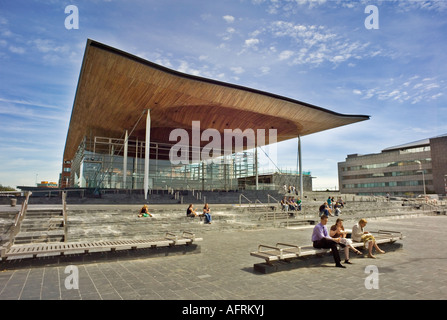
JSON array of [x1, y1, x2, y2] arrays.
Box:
[[0, 184, 16, 192]]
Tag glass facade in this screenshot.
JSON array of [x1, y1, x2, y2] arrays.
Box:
[[341, 158, 431, 172], [70, 135, 256, 191]]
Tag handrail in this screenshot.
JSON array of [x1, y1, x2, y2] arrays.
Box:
[[267, 194, 280, 206], [62, 191, 68, 242], [1, 191, 31, 257], [13, 191, 31, 227], [239, 194, 252, 207]]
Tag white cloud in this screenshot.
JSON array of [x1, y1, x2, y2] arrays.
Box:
[[396, 0, 447, 12], [259, 66, 270, 75], [177, 60, 201, 76], [230, 66, 245, 74], [264, 21, 371, 67], [0, 104, 66, 122], [154, 57, 173, 69], [278, 50, 294, 60], [223, 15, 235, 23], [9, 45, 25, 54], [30, 38, 70, 54], [353, 75, 446, 105], [244, 38, 260, 48], [0, 98, 62, 110]]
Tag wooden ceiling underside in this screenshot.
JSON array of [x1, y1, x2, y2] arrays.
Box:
[[63, 40, 369, 160]]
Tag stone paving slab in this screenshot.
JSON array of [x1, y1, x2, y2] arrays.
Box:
[[0, 215, 446, 304]]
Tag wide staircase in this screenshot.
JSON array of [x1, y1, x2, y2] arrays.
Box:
[[65, 204, 266, 243], [10, 208, 66, 244], [65, 197, 445, 242], [2, 191, 445, 249]]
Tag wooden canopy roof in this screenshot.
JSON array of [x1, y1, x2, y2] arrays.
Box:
[[63, 39, 369, 160]]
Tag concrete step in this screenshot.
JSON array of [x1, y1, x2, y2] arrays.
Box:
[[13, 230, 66, 244], [9, 208, 66, 245], [25, 210, 63, 218], [57, 200, 443, 243]]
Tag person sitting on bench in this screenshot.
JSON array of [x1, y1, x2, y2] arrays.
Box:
[[330, 218, 362, 264], [311, 215, 345, 268], [352, 218, 385, 259]]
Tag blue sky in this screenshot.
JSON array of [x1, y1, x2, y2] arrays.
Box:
[[0, 0, 446, 190]]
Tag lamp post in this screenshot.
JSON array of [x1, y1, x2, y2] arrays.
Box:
[[415, 160, 426, 197]]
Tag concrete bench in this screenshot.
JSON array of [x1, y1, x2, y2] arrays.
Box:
[[250, 230, 403, 267], [1, 231, 202, 260]]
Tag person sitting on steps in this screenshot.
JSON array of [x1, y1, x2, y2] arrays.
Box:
[[203, 203, 212, 224], [138, 204, 152, 217], [186, 204, 198, 218]]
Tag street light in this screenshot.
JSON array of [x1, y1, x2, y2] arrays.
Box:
[[415, 160, 426, 197], [444, 174, 447, 196]]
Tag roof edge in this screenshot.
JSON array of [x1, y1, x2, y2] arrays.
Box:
[[86, 39, 371, 121]]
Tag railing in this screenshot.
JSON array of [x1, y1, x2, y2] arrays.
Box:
[[1, 191, 31, 258], [13, 191, 31, 229], [239, 194, 252, 207], [62, 191, 68, 242], [267, 194, 280, 207], [254, 199, 263, 208]]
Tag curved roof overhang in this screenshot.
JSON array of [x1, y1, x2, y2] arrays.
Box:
[[63, 39, 369, 160]]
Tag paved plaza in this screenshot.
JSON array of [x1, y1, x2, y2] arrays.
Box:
[[0, 214, 446, 304]]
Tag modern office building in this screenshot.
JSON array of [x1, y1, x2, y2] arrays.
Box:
[[62, 40, 369, 197], [338, 134, 447, 196]]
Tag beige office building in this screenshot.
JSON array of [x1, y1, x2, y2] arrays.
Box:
[[338, 135, 447, 196]]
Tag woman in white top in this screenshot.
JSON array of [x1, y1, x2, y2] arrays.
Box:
[[352, 218, 385, 259]]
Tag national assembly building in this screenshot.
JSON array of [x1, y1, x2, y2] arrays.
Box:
[[60, 39, 369, 198]]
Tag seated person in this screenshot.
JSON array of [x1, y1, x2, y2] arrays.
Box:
[[311, 215, 344, 268], [138, 204, 152, 217], [330, 218, 361, 264], [288, 197, 297, 211], [319, 202, 333, 217], [352, 218, 385, 259], [281, 197, 289, 211], [203, 203, 212, 224], [296, 198, 302, 211], [334, 203, 342, 216], [186, 204, 197, 217]]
